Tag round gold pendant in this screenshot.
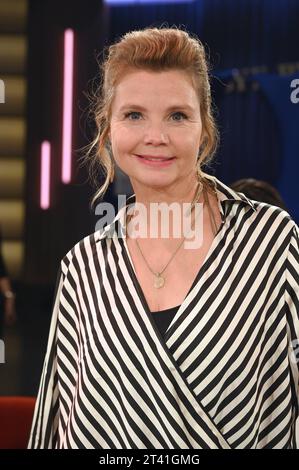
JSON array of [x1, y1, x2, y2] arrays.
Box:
[[154, 274, 165, 288]]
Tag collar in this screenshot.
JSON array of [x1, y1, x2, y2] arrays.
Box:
[[211, 175, 257, 216], [97, 175, 257, 240]]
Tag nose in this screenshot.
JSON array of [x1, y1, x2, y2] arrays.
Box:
[[143, 121, 169, 145]]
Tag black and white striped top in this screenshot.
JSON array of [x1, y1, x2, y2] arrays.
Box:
[[28, 176, 299, 449]]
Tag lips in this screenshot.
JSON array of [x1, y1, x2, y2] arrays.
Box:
[[135, 154, 175, 161], [134, 154, 176, 168]]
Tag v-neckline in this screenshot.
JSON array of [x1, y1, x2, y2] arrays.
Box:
[[114, 179, 226, 337], [119, 215, 225, 336]]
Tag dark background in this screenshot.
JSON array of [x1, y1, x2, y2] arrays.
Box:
[[24, 0, 299, 286], [8, 0, 299, 395]]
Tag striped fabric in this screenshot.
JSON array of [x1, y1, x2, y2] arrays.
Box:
[[28, 176, 299, 449]]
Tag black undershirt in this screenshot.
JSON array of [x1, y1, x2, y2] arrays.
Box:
[[151, 305, 180, 336]]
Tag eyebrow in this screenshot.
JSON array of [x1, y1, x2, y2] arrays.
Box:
[[118, 103, 196, 113]]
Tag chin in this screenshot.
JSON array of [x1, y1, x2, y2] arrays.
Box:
[[136, 176, 175, 188]]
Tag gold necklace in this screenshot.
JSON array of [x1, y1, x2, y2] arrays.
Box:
[[136, 232, 187, 288], [127, 183, 207, 289]]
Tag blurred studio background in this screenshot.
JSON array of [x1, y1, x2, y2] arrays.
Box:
[[0, 0, 298, 397]]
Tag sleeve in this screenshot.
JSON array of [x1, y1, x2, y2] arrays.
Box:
[[285, 224, 299, 446], [27, 268, 64, 449]]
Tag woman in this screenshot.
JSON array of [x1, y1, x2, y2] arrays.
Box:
[[29, 27, 299, 449]]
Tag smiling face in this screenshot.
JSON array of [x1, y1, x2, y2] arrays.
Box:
[[109, 69, 203, 199]]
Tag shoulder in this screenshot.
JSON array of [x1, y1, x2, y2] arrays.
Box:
[[59, 200, 127, 278], [59, 228, 112, 278], [209, 175, 297, 242], [245, 198, 296, 233], [237, 197, 296, 246]]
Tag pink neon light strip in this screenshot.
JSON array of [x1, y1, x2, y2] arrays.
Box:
[[62, 29, 74, 184], [40, 141, 51, 210]]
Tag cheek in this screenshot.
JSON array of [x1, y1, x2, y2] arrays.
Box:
[[114, 132, 144, 159], [110, 127, 125, 151], [110, 133, 136, 165], [177, 132, 201, 152]]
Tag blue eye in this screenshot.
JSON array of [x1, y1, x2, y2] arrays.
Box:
[[124, 112, 141, 120], [171, 112, 187, 121], [124, 111, 188, 121]]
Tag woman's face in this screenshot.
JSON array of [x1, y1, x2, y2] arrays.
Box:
[[109, 69, 203, 193]]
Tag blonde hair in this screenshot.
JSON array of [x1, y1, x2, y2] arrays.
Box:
[[86, 26, 219, 204]]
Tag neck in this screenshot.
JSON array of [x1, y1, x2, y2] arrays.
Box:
[[126, 177, 205, 240], [130, 174, 202, 207]]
